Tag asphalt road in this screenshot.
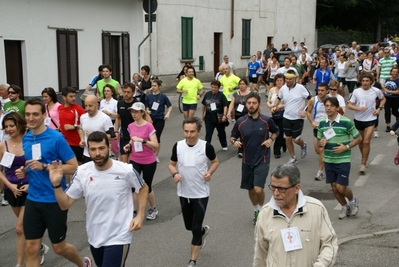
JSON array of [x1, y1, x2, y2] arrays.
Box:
[[1, 84, 399, 266]]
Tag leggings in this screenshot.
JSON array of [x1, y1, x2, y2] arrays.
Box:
[[152, 118, 165, 143], [384, 97, 399, 124], [179, 196, 208, 246], [131, 161, 157, 193]]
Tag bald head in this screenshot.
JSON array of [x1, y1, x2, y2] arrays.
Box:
[[85, 95, 97, 104], [84, 95, 99, 117]]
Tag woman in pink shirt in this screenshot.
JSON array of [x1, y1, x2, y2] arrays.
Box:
[[123, 102, 159, 220], [41, 87, 61, 130]]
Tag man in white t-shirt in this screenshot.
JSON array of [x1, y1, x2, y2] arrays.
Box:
[[220, 55, 236, 75], [347, 72, 385, 175], [168, 117, 219, 267], [0, 83, 11, 109], [49, 131, 148, 267], [276, 57, 299, 76], [272, 70, 312, 164], [79, 95, 115, 163]]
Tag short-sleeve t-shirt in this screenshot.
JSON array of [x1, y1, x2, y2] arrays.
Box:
[[220, 74, 241, 101], [66, 160, 145, 248], [4, 99, 25, 117], [80, 111, 114, 157], [277, 83, 312, 120], [145, 93, 172, 120], [177, 78, 203, 104], [248, 61, 261, 78], [117, 99, 135, 140], [23, 128, 75, 203], [127, 122, 157, 164], [96, 79, 119, 99], [58, 104, 86, 146], [349, 87, 383, 122]]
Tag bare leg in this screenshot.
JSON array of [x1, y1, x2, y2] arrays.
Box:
[[188, 109, 196, 118], [148, 191, 156, 208], [285, 136, 295, 157], [360, 126, 374, 164], [12, 206, 25, 266], [52, 240, 84, 266], [190, 245, 201, 262]]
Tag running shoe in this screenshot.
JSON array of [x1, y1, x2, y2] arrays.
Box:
[[315, 171, 325, 181], [201, 225, 210, 249], [39, 243, 49, 264], [187, 260, 196, 266], [394, 154, 399, 165], [252, 210, 259, 225], [301, 142, 308, 159], [222, 147, 228, 151], [274, 155, 281, 159], [156, 156, 160, 163], [237, 152, 243, 158], [359, 164, 366, 175], [146, 207, 158, 220], [83, 257, 92, 267], [338, 205, 350, 220], [287, 156, 298, 164], [373, 131, 379, 138], [349, 197, 359, 216]]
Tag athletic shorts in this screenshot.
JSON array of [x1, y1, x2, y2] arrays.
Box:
[[70, 145, 83, 162], [337, 77, 346, 85], [183, 104, 197, 111], [354, 119, 376, 131], [269, 77, 275, 83], [313, 128, 318, 138], [90, 244, 130, 267], [283, 118, 304, 139], [4, 186, 27, 207], [248, 77, 257, 83], [325, 162, 350, 186], [241, 162, 270, 190], [119, 138, 130, 155], [23, 199, 68, 244]]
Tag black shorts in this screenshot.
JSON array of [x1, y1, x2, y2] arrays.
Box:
[[282, 118, 304, 139], [182, 104, 197, 111], [337, 77, 346, 85], [354, 119, 376, 131], [241, 162, 270, 190], [4, 186, 27, 207], [313, 128, 318, 138], [248, 77, 257, 83], [119, 138, 130, 155], [23, 199, 68, 244], [70, 145, 83, 162]]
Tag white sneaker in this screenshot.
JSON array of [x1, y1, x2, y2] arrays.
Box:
[[373, 131, 379, 138], [338, 205, 350, 219], [201, 225, 210, 249], [1, 194, 9, 206], [222, 147, 228, 151], [146, 207, 158, 220], [156, 156, 160, 163], [359, 164, 366, 175], [349, 197, 359, 216], [301, 142, 308, 159], [315, 171, 325, 181], [39, 243, 49, 264], [287, 156, 298, 164]]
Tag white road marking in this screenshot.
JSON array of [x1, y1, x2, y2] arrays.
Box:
[[386, 139, 397, 147], [354, 174, 370, 187], [369, 154, 385, 165]]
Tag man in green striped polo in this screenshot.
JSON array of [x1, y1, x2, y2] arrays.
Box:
[[317, 97, 362, 220]]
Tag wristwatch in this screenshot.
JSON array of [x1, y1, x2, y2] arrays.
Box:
[[52, 183, 62, 189], [231, 139, 237, 145], [346, 145, 351, 150], [42, 163, 48, 171], [270, 137, 275, 142], [172, 172, 179, 178], [142, 138, 147, 144], [74, 124, 78, 129]]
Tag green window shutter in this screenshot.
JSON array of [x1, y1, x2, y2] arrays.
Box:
[[242, 19, 251, 56], [182, 17, 193, 59]]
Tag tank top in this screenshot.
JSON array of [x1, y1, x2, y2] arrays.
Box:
[[313, 96, 326, 124], [232, 91, 250, 119], [269, 63, 278, 78], [4, 140, 28, 188]]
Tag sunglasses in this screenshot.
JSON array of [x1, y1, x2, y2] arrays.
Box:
[[8, 91, 17, 94], [329, 88, 338, 91]]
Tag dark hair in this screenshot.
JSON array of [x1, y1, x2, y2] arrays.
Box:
[[24, 98, 45, 114], [286, 69, 296, 76], [274, 73, 285, 82], [98, 64, 105, 72], [246, 92, 261, 104], [323, 96, 339, 107], [270, 163, 300, 185], [359, 71, 374, 83], [390, 66, 399, 75], [186, 66, 195, 72], [2, 112, 26, 136], [41, 87, 58, 103], [87, 131, 109, 148], [210, 80, 221, 88], [318, 82, 329, 90], [290, 55, 297, 60], [152, 79, 163, 87], [123, 82, 135, 92], [61, 86, 77, 97], [182, 116, 202, 132], [103, 84, 118, 100], [284, 57, 291, 62], [239, 78, 249, 85], [102, 64, 112, 72], [272, 55, 278, 60], [8, 85, 22, 97], [141, 65, 150, 74]]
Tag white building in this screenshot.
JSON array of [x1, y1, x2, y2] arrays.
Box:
[[0, 0, 143, 96], [149, 0, 317, 86], [0, 0, 316, 96]]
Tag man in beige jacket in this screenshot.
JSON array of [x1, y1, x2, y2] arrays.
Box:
[[253, 163, 338, 267]]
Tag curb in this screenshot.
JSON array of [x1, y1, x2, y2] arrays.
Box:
[[338, 228, 399, 245]]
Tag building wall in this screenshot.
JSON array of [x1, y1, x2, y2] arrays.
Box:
[[148, 0, 316, 87], [0, 0, 143, 96]]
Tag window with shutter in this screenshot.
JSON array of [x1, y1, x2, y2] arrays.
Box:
[[181, 17, 193, 60], [242, 19, 251, 56], [56, 30, 79, 90]]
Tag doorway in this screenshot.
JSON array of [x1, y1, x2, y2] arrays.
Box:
[[4, 40, 24, 97], [213, 33, 222, 76]]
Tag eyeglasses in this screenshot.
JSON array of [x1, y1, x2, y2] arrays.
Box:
[[8, 91, 17, 95], [268, 183, 297, 193], [330, 88, 338, 91]]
